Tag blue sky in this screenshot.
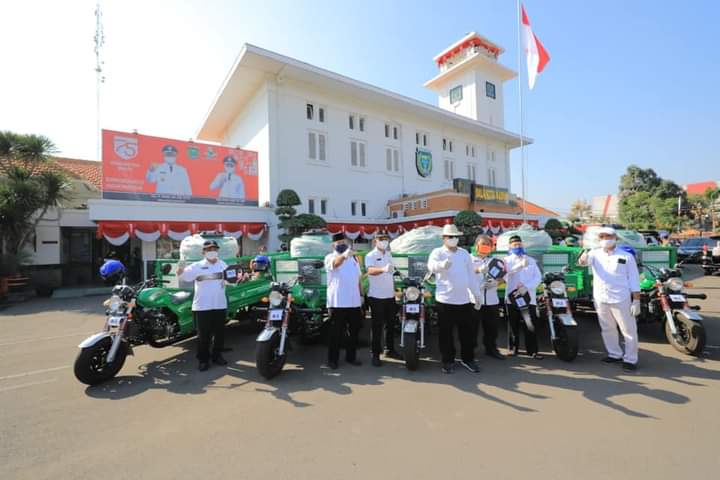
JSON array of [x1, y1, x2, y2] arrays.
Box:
[[1, 0, 718, 215]]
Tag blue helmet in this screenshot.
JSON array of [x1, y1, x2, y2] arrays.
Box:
[[618, 244, 636, 258], [252, 255, 270, 271], [100, 259, 126, 281]]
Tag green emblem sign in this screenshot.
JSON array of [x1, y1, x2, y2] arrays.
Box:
[[416, 148, 432, 177]]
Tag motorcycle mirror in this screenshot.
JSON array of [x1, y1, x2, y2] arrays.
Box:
[[311, 260, 324, 269], [561, 266, 570, 273], [161, 263, 172, 275], [393, 270, 402, 277]]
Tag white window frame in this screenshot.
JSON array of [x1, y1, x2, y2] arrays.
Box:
[[351, 200, 368, 217], [350, 139, 367, 169], [348, 114, 355, 130], [306, 103, 314, 121], [467, 162, 476, 182], [359, 116, 365, 132], [318, 106, 326, 123], [308, 198, 315, 214], [385, 146, 401, 174], [444, 158, 455, 181], [307, 130, 327, 163], [488, 167, 497, 187]]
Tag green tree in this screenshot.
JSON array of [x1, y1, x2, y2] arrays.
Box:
[[453, 210, 483, 247], [567, 199, 591, 222], [274, 189, 301, 244], [618, 166, 684, 230], [0, 131, 69, 274]]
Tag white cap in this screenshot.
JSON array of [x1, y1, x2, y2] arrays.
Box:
[[598, 226, 616, 236], [441, 224, 463, 236]]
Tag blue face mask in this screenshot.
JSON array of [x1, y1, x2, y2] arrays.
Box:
[[335, 243, 348, 254], [510, 247, 525, 256]]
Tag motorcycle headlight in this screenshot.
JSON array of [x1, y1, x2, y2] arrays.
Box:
[[405, 286, 420, 302], [269, 291, 284, 307], [549, 280, 566, 296], [665, 278, 683, 292], [103, 295, 123, 312]]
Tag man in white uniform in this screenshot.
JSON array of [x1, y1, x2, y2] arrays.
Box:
[[210, 155, 246, 200], [177, 240, 228, 371], [427, 224, 483, 374], [364, 231, 397, 367], [145, 145, 192, 196], [579, 227, 641, 371], [504, 235, 543, 359], [470, 234, 505, 360], [324, 233, 363, 370]]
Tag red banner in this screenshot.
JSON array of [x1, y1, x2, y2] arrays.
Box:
[[102, 129, 259, 206]]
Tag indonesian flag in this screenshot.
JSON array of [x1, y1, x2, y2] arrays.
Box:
[[521, 4, 550, 89]]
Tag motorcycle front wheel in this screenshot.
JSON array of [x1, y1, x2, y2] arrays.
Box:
[[551, 323, 578, 362], [666, 313, 706, 356], [74, 337, 127, 385], [403, 332, 420, 371], [256, 331, 287, 379]]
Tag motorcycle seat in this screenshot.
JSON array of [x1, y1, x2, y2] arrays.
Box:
[[170, 291, 192, 304]]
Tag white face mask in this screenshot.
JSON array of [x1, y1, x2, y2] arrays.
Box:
[[599, 239, 616, 249], [445, 237, 459, 248], [224, 165, 234, 173], [205, 251, 219, 260], [377, 240, 388, 250], [165, 156, 176, 165]]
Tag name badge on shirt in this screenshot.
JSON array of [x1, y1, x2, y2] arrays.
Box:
[[618, 258, 627, 264]]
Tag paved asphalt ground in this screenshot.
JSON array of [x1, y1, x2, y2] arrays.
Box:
[[2, 266, 720, 480]]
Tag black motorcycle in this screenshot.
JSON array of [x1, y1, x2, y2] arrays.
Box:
[[538, 271, 579, 361], [395, 271, 428, 371]]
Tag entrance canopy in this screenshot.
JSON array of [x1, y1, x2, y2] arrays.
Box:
[[97, 221, 267, 246]]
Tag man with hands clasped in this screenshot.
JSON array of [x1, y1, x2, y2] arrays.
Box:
[[427, 224, 483, 374], [365, 231, 399, 367]]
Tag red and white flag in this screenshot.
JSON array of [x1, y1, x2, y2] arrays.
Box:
[[521, 4, 550, 89]]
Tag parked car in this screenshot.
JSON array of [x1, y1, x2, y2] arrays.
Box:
[[677, 237, 717, 262]]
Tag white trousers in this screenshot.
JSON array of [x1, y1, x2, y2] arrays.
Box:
[[595, 299, 639, 364]]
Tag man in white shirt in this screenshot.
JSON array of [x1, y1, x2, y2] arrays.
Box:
[[427, 224, 483, 374], [504, 235, 543, 359], [364, 231, 397, 367], [177, 240, 228, 371], [324, 233, 363, 370], [470, 235, 505, 360], [210, 155, 246, 201], [145, 145, 192, 196], [579, 227, 641, 371]]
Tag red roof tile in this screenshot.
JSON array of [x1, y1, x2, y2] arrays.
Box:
[[52, 157, 102, 189]]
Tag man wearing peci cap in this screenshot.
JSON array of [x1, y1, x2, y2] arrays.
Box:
[[210, 155, 246, 200], [145, 145, 192, 196], [364, 230, 399, 366], [177, 240, 229, 371], [579, 227, 641, 371], [324, 233, 364, 370], [427, 224, 484, 374]]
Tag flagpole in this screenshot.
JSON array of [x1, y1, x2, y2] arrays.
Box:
[[515, 0, 527, 225]]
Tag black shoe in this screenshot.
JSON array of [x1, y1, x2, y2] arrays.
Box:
[[441, 363, 455, 374], [531, 353, 544, 360], [327, 361, 338, 370], [384, 349, 401, 359], [622, 362, 637, 372], [486, 350, 506, 360], [346, 359, 363, 366], [212, 355, 228, 366], [372, 356, 383, 367], [460, 360, 481, 373], [602, 356, 623, 364], [198, 362, 209, 371]]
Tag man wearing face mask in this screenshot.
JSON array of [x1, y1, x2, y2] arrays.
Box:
[[579, 227, 641, 371], [470, 235, 505, 360], [364, 231, 398, 366], [504, 235, 543, 359], [210, 155, 246, 200], [177, 240, 228, 371], [324, 233, 363, 370], [145, 145, 192, 196], [427, 224, 483, 374]]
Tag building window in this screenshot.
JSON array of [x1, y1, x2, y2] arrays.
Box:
[[488, 167, 497, 187], [444, 159, 454, 181], [318, 107, 325, 123], [385, 147, 400, 173], [384, 124, 390, 138], [423, 134, 428, 146], [308, 131, 326, 161], [361, 202, 367, 216], [421, 199, 428, 209], [450, 85, 463, 104], [359, 117, 365, 132], [486, 81, 496, 99], [306, 103, 314, 120], [349, 115, 355, 130], [308, 198, 315, 214], [415, 132, 420, 145], [351, 201, 367, 217], [393, 125, 399, 140], [350, 140, 366, 168], [487, 149, 496, 162], [449, 140, 453, 153], [465, 144, 469, 156], [442, 138, 447, 151], [351, 201, 356, 216], [416, 131, 429, 147], [320, 199, 327, 215], [471, 145, 476, 157], [467, 163, 476, 182]]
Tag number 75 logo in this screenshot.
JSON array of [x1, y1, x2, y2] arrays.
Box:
[[113, 136, 138, 160]]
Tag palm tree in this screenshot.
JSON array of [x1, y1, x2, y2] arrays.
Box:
[[0, 131, 69, 274]]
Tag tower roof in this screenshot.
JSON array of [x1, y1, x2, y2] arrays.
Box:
[[433, 32, 505, 66]]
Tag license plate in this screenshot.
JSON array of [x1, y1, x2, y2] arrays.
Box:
[[405, 304, 420, 314], [107, 316, 123, 327], [669, 294, 686, 303], [269, 309, 284, 321], [515, 297, 527, 308], [552, 298, 568, 308], [404, 321, 418, 333]]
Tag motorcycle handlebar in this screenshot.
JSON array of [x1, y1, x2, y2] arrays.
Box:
[[686, 293, 707, 300]]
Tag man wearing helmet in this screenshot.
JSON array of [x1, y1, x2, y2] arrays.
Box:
[[177, 240, 228, 371], [579, 227, 641, 371]]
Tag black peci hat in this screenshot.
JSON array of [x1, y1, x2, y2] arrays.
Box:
[[331, 232, 345, 242], [203, 240, 220, 250], [508, 235, 522, 243]]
